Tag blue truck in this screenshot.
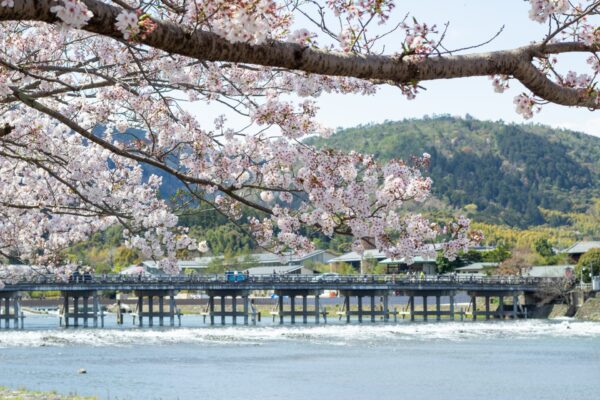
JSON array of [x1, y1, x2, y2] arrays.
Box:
[[225, 270, 248, 283]]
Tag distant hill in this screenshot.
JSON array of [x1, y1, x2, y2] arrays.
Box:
[[307, 116, 600, 228]]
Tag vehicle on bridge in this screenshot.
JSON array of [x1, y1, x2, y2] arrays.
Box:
[[312, 273, 340, 283], [225, 270, 248, 283]]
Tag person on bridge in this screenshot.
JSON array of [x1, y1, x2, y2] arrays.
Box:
[[420, 271, 425, 281]]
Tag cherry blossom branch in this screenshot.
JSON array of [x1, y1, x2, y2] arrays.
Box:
[[1, 0, 597, 108]]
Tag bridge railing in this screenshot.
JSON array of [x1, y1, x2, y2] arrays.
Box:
[[4, 273, 554, 287]]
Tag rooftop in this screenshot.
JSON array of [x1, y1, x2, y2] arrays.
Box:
[[525, 265, 574, 278], [243, 265, 316, 275], [328, 250, 387, 263], [455, 262, 499, 272], [380, 256, 437, 264], [564, 241, 600, 255]]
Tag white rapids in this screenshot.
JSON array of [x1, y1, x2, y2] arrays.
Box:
[[1, 319, 599, 348]]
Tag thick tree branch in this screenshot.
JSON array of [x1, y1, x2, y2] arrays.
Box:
[[1, 0, 598, 108]]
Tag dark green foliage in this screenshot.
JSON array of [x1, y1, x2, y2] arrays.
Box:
[[576, 248, 600, 283], [533, 238, 555, 258], [481, 245, 512, 262], [307, 116, 600, 228]]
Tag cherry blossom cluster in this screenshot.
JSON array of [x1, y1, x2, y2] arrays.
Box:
[[50, 0, 93, 29], [513, 94, 538, 119], [327, 0, 395, 24], [183, 0, 291, 44], [490, 75, 510, 93], [400, 21, 438, 62], [528, 0, 570, 23], [115, 10, 140, 40]]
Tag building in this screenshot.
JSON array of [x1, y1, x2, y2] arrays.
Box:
[[379, 256, 437, 275], [327, 249, 387, 270], [564, 241, 600, 263], [455, 262, 499, 275], [135, 250, 336, 274], [243, 265, 318, 276], [524, 265, 574, 279]]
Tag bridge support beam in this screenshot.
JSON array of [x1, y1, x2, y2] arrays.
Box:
[[383, 294, 389, 322], [205, 290, 251, 326], [467, 291, 525, 321], [61, 290, 100, 329], [134, 290, 179, 327], [0, 292, 22, 329], [274, 290, 321, 324], [339, 290, 390, 323], [397, 290, 457, 322]]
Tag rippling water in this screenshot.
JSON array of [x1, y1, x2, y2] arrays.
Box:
[[0, 315, 599, 400]]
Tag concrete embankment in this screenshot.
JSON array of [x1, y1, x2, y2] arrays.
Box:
[[575, 297, 600, 321]]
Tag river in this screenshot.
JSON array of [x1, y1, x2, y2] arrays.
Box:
[[0, 315, 599, 400]]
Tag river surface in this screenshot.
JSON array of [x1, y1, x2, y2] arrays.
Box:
[[0, 315, 599, 400]]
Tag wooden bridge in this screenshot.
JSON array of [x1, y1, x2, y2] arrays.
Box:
[[0, 274, 552, 329]]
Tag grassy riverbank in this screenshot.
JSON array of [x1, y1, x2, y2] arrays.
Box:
[[0, 387, 95, 400]]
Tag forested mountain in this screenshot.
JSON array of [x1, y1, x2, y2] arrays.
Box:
[[307, 116, 600, 228]]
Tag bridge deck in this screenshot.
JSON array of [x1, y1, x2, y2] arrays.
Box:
[[0, 274, 549, 293]]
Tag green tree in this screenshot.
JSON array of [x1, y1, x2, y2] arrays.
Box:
[[533, 238, 555, 258], [575, 249, 600, 283]]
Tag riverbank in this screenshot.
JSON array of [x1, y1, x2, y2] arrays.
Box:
[[576, 297, 600, 321], [0, 387, 95, 400]]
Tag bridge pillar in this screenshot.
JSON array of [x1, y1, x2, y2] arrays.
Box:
[[302, 295, 308, 324], [0, 292, 22, 329], [315, 294, 320, 324], [221, 296, 226, 325], [137, 296, 143, 327], [82, 296, 89, 328], [206, 290, 250, 325], [512, 294, 518, 319], [148, 296, 154, 327], [383, 294, 389, 322], [423, 296, 428, 321], [409, 296, 415, 321], [471, 296, 477, 321], [278, 294, 284, 324], [170, 292, 176, 327], [370, 296, 376, 322], [232, 295, 238, 325], [485, 296, 490, 320], [498, 296, 504, 319], [93, 293, 100, 328], [449, 294, 455, 321], [61, 290, 99, 328], [436, 296, 441, 321], [159, 296, 164, 327], [208, 296, 215, 325], [357, 296, 363, 323], [243, 296, 249, 325], [290, 295, 296, 324], [73, 296, 79, 327], [274, 290, 320, 324], [134, 290, 179, 327], [344, 295, 350, 323]]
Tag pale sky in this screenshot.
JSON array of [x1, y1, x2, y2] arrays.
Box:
[[313, 1, 600, 137], [187, 1, 599, 137]]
